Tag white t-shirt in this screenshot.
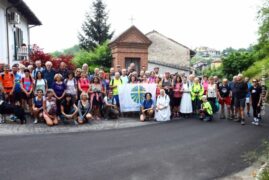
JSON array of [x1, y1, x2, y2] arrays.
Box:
[[66, 79, 77, 95], [104, 96, 116, 105], [121, 76, 129, 84], [35, 79, 46, 94], [207, 84, 217, 98]]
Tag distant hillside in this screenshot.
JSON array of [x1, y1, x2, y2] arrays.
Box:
[[50, 45, 80, 57]]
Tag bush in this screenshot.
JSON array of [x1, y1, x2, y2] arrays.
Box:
[[243, 57, 269, 79], [203, 66, 224, 78], [21, 44, 76, 70], [73, 41, 112, 72]]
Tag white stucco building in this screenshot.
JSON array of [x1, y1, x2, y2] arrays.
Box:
[[0, 0, 41, 66]]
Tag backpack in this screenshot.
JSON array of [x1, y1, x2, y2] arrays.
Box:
[[111, 78, 122, 86], [21, 77, 33, 84], [1, 73, 14, 80], [64, 78, 77, 88]]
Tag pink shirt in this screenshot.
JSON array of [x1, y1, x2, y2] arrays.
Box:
[[173, 83, 183, 98], [202, 80, 209, 91], [148, 77, 156, 84]]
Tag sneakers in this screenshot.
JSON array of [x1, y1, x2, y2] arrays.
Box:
[[0, 119, 4, 124], [247, 112, 250, 117], [252, 118, 260, 126], [34, 118, 38, 124], [241, 119, 245, 125], [234, 117, 240, 122]]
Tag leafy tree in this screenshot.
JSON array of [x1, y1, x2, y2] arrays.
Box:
[[78, 0, 113, 51], [73, 41, 112, 71], [21, 45, 76, 70], [222, 50, 254, 79]]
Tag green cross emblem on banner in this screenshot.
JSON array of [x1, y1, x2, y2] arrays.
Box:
[[131, 85, 146, 104]]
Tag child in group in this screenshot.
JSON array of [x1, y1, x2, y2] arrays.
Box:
[[199, 95, 213, 122], [140, 92, 154, 121], [32, 89, 44, 124]]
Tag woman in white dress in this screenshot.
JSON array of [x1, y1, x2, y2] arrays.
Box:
[[155, 89, 171, 122], [180, 76, 193, 116]]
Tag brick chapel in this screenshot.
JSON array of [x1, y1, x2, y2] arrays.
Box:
[[109, 25, 195, 75], [109, 26, 152, 72]]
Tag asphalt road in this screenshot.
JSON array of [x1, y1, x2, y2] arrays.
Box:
[[1, 116, 269, 180]]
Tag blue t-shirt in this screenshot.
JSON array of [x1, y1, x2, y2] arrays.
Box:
[[14, 73, 21, 93], [52, 82, 66, 97], [142, 99, 153, 109], [34, 96, 44, 108], [246, 82, 252, 98]]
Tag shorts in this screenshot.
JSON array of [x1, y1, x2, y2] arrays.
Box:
[[172, 97, 181, 107], [22, 92, 34, 100], [141, 109, 154, 118], [246, 97, 250, 104], [219, 97, 231, 106], [234, 98, 246, 109], [60, 108, 76, 121]]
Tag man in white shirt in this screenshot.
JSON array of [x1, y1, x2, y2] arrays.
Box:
[[121, 69, 129, 84]]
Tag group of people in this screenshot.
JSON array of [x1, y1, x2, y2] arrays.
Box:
[[0, 60, 267, 126]]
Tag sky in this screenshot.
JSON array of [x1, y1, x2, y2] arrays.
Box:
[[24, 0, 263, 52]]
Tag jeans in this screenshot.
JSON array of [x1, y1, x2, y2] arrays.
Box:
[[112, 95, 120, 107]]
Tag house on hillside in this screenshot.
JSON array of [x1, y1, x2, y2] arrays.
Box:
[[0, 0, 41, 66], [109, 26, 195, 75], [195, 46, 221, 58], [211, 58, 222, 69], [192, 61, 208, 72], [146, 31, 195, 75]]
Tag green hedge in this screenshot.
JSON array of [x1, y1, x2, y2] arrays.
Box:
[[243, 58, 269, 79]]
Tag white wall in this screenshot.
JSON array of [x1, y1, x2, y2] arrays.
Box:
[[148, 63, 190, 77], [0, 4, 8, 64]]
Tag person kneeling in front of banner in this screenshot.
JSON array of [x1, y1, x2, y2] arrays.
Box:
[[140, 92, 154, 121], [199, 95, 213, 122], [103, 91, 119, 120], [155, 89, 171, 122]]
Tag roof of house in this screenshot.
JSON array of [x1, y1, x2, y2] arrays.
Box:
[[8, 0, 42, 25], [109, 25, 151, 46], [146, 30, 196, 57], [212, 58, 222, 63], [149, 60, 191, 71]]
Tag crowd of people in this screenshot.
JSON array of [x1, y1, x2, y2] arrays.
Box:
[[0, 60, 267, 126]]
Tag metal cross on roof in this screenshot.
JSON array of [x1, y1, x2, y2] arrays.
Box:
[[129, 16, 135, 25]]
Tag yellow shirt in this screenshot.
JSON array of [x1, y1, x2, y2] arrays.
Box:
[[110, 78, 122, 95]]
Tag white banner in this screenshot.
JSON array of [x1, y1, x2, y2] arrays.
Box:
[[118, 84, 157, 112]]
